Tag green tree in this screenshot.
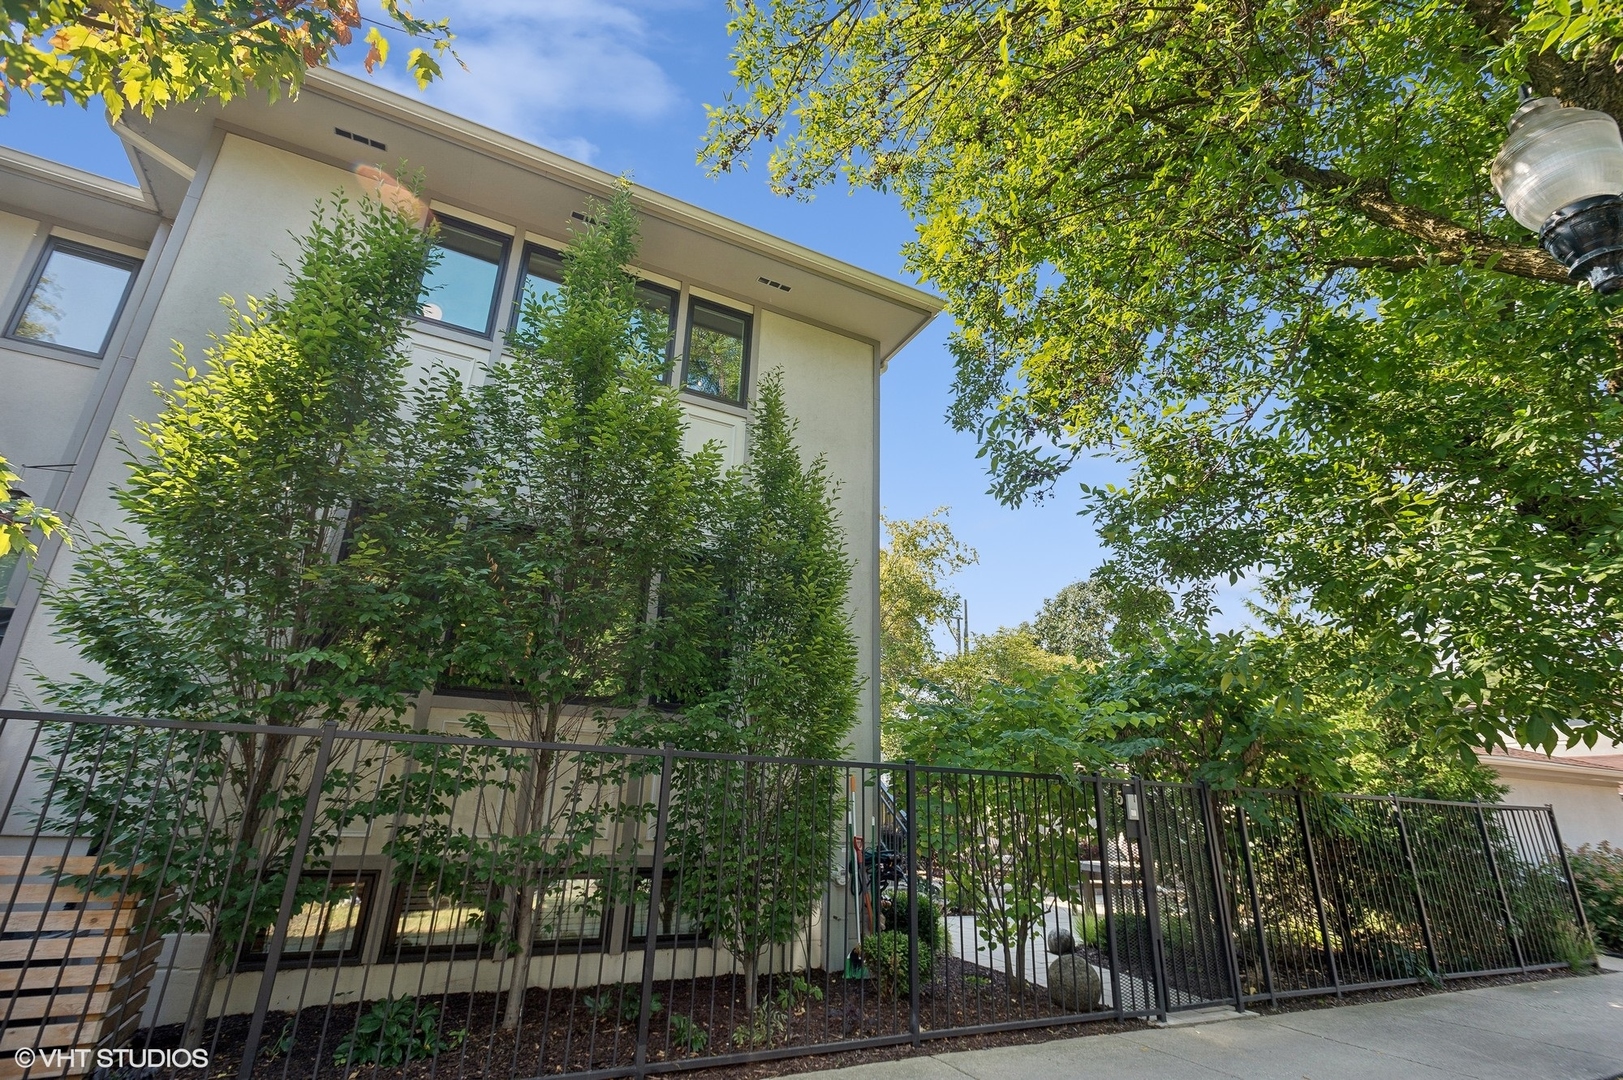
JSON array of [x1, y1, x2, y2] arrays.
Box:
[[620, 373, 859, 1013], [1, 455, 66, 602], [1028, 577, 1114, 663], [429, 186, 700, 1031], [878, 509, 974, 740], [38, 185, 449, 1044], [706, 1, 1623, 755], [2, 0, 455, 117]]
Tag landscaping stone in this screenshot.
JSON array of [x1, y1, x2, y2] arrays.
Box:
[[1046, 954, 1103, 1011]]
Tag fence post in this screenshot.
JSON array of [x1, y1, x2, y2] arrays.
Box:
[[1092, 778, 1123, 1021], [1294, 788, 1341, 997], [1473, 801, 1525, 971], [1392, 797, 1441, 979], [1198, 784, 1246, 1013], [1546, 805, 1594, 953], [1133, 778, 1171, 1021], [1234, 804, 1276, 1007], [634, 743, 676, 1077], [237, 720, 338, 1080], [905, 761, 919, 1044]]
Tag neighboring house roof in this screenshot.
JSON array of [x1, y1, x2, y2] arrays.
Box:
[[1478, 746, 1623, 787]]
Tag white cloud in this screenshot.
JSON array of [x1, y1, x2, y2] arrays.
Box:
[[351, 0, 686, 162]]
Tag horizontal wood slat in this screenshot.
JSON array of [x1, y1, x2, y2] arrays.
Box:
[[0, 887, 142, 909], [0, 990, 117, 1023], [0, 910, 121, 934], [0, 936, 133, 965]]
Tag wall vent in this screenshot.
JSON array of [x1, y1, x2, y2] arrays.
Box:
[[334, 127, 387, 151], [758, 276, 791, 292], [570, 211, 600, 226]]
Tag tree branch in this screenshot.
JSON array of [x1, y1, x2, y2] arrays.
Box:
[[1277, 158, 1572, 285]]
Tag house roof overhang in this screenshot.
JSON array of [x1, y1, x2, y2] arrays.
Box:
[[111, 69, 943, 365], [0, 146, 161, 250], [1477, 749, 1623, 788]]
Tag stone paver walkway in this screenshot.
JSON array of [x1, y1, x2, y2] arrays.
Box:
[[806, 969, 1623, 1080]]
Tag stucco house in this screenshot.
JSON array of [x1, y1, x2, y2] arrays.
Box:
[[1479, 742, 1623, 851], [0, 69, 941, 765]]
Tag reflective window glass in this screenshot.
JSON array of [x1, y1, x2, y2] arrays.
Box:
[[7, 240, 140, 357], [244, 871, 374, 961], [421, 219, 508, 335], [513, 245, 565, 332], [683, 299, 750, 403]]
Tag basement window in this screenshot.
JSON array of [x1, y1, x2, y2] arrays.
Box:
[[6, 239, 141, 358]]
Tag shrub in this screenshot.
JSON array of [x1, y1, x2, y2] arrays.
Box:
[[669, 1013, 708, 1052], [877, 887, 950, 959], [1569, 843, 1623, 954], [865, 929, 936, 996], [334, 997, 460, 1067]]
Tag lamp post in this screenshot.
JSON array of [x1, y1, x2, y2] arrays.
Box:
[[1492, 94, 1623, 293]]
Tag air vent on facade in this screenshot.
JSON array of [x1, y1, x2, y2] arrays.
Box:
[[334, 127, 387, 151], [758, 276, 791, 292], [570, 211, 600, 225]]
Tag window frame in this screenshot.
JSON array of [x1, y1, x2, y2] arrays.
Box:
[[4, 237, 142, 360], [680, 297, 753, 405], [417, 215, 512, 339], [382, 872, 610, 961], [236, 869, 378, 969], [509, 243, 682, 381], [624, 867, 711, 949]]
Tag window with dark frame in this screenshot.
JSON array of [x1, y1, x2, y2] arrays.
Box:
[[682, 298, 751, 404], [627, 870, 709, 946], [510, 242, 679, 378], [5, 238, 141, 358], [385, 874, 609, 959], [420, 217, 509, 337], [239, 870, 376, 967]]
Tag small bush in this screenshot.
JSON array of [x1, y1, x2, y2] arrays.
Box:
[[865, 929, 936, 996], [334, 997, 459, 1068], [583, 986, 662, 1022], [669, 1013, 708, 1052], [877, 888, 950, 959], [1569, 842, 1623, 954]]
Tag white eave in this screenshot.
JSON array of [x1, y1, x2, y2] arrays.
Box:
[[1477, 750, 1623, 786], [112, 68, 942, 365]]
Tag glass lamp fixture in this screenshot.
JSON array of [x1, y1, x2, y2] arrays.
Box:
[[1492, 95, 1623, 293]]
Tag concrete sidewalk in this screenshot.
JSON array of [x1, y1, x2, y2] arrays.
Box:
[[808, 971, 1623, 1080]]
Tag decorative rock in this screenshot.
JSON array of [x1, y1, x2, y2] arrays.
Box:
[[1047, 953, 1104, 1011]]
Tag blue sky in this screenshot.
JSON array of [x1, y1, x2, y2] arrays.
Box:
[[0, 0, 1170, 637]]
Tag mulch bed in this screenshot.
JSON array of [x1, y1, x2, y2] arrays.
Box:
[[138, 961, 1585, 1080]]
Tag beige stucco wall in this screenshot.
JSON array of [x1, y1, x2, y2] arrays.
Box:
[[1489, 768, 1623, 850], [759, 311, 878, 761], [2, 134, 883, 760]]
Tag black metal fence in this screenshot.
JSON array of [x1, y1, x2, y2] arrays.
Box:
[[0, 710, 1592, 1079]]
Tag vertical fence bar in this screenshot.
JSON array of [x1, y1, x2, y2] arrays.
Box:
[[634, 743, 676, 1077], [1133, 779, 1170, 1020], [1234, 803, 1274, 1007], [237, 721, 338, 1080], [1546, 806, 1594, 952], [1092, 778, 1123, 1020], [1199, 785, 1245, 1013], [1474, 802, 1525, 972], [1392, 798, 1440, 979], [905, 761, 919, 1045], [1294, 789, 1340, 997]]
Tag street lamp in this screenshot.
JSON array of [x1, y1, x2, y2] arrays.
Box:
[[1492, 94, 1623, 294]]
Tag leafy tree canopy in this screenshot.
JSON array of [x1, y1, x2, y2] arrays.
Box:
[[1, 0, 455, 117], [707, 0, 1623, 754]]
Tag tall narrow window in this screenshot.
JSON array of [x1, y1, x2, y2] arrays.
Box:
[[511, 244, 565, 333], [635, 282, 679, 375], [6, 239, 140, 358], [420, 217, 509, 336], [683, 298, 751, 403]]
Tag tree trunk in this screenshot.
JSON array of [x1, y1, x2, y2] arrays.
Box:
[[180, 931, 229, 1049], [502, 880, 538, 1030], [743, 953, 760, 1014]]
